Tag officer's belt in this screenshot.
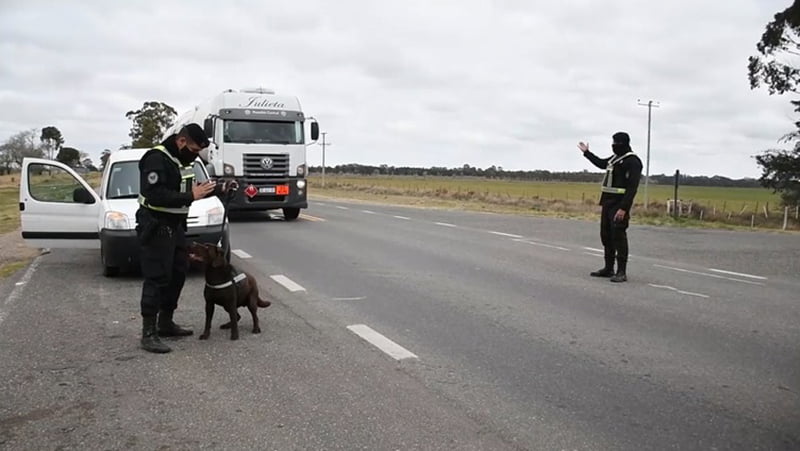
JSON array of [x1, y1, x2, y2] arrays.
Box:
[[206, 272, 246, 290]]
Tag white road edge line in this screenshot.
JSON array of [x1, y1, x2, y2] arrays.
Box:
[[346, 324, 418, 360], [708, 268, 767, 280], [231, 249, 252, 259], [488, 231, 524, 238], [270, 275, 306, 292], [435, 222, 457, 227], [393, 215, 411, 220], [0, 254, 43, 327], [648, 283, 709, 299], [513, 239, 570, 251], [654, 264, 764, 286]]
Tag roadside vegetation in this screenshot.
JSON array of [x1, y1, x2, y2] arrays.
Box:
[[308, 174, 798, 231]]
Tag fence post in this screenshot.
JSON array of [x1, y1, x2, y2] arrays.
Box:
[[673, 170, 680, 219], [751, 214, 755, 229], [700, 210, 704, 221], [784, 206, 789, 231], [764, 205, 769, 219]]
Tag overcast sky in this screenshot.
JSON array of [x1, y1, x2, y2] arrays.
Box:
[[0, 0, 794, 178]]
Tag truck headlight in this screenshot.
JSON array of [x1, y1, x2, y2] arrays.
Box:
[[223, 163, 235, 176], [104, 211, 130, 230], [297, 180, 306, 189], [296, 164, 306, 176], [207, 206, 224, 225]]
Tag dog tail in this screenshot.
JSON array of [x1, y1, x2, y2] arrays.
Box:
[[257, 297, 271, 308]]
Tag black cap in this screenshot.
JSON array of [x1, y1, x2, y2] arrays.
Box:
[[612, 131, 630, 145], [181, 123, 210, 148]]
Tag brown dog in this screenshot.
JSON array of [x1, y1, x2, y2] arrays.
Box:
[[189, 243, 271, 340]]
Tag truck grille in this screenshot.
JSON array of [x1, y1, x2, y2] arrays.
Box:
[[243, 153, 289, 185]]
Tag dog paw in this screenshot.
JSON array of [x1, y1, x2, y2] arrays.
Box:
[[230, 334, 239, 341], [199, 334, 209, 340], [252, 327, 261, 334]]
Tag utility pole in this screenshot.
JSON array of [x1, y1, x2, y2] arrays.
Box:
[[637, 99, 659, 209], [319, 132, 332, 188]]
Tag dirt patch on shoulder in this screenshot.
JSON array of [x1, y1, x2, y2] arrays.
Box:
[[0, 229, 42, 277]]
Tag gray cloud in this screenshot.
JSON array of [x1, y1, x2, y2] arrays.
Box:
[[0, 0, 794, 178]]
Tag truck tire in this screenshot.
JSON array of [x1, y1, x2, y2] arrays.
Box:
[[283, 207, 300, 221]]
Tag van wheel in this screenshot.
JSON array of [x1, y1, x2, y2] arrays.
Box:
[[101, 244, 120, 277], [283, 207, 300, 221]]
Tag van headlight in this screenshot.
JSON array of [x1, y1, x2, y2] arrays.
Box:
[[296, 164, 306, 176], [104, 211, 130, 230], [207, 206, 224, 225]]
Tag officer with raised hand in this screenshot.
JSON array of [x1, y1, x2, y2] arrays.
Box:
[[578, 132, 643, 283], [136, 123, 234, 353]]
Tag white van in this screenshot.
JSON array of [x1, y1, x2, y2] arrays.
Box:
[[19, 149, 229, 277]]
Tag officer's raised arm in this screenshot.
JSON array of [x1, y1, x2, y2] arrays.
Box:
[[578, 141, 610, 170]]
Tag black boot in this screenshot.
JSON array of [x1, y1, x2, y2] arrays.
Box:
[[590, 252, 615, 277], [141, 316, 171, 353], [158, 310, 193, 337], [611, 258, 627, 283]]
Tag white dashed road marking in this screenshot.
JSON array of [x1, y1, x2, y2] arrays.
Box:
[[708, 268, 767, 280], [393, 215, 411, 220], [332, 296, 366, 301], [435, 222, 457, 227], [336, 206, 349, 210], [648, 283, 709, 299], [654, 264, 765, 286], [347, 324, 418, 360], [231, 249, 252, 259], [488, 231, 523, 239], [1, 255, 42, 327], [270, 275, 306, 292], [583, 247, 604, 253], [362, 210, 376, 214]]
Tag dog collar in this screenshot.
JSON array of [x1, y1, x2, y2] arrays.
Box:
[[206, 272, 247, 290]]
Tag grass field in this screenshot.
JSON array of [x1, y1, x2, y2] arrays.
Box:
[[307, 174, 798, 230]]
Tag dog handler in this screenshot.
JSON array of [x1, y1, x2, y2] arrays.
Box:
[[136, 123, 236, 353], [577, 132, 643, 283]]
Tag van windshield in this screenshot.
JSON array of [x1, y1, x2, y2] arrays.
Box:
[[106, 160, 209, 199], [223, 120, 304, 145]]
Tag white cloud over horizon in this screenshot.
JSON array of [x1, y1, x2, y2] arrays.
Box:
[[0, 0, 795, 178]]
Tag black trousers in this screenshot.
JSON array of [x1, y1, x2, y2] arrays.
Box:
[[600, 203, 630, 272], [136, 210, 188, 318]]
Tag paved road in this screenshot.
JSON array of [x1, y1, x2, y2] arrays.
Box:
[[1, 199, 798, 450]]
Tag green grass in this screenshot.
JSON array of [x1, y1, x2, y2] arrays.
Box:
[[0, 260, 28, 279], [308, 174, 797, 231]]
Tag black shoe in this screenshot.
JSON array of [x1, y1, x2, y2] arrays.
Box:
[[610, 272, 628, 283], [590, 267, 615, 278], [158, 311, 193, 337], [141, 316, 171, 353]]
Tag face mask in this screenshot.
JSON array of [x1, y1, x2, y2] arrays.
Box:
[[612, 143, 628, 156], [178, 146, 198, 165]]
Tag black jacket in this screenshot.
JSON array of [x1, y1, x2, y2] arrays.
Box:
[[138, 135, 222, 224], [583, 150, 643, 211]]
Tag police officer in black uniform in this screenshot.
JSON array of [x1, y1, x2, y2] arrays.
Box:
[[136, 123, 235, 353], [578, 132, 643, 283]]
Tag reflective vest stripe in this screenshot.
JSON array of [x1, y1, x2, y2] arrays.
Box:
[[138, 195, 190, 215], [601, 152, 635, 195], [138, 145, 193, 215]]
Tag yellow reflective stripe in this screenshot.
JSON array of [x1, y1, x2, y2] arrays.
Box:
[[601, 186, 626, 194], [600, 152, 635, 194], [153, 145, 181, 167], [138, 194, 189, 215]]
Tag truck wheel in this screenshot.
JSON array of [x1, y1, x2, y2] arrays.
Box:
[[283, 207, 300, 221]]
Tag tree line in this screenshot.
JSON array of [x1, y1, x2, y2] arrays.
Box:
[[308, 164, 761, 187], [0, 126, 96, 175]]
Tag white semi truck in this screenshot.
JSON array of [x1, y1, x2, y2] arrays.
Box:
[[168, 88, 319, 220]]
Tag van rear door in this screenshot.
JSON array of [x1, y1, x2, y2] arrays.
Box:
[[19, 158, 101, 249]]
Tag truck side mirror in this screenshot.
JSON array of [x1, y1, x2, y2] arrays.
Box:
[[310, 122, 319, 141], [203, 117, 214, 139]]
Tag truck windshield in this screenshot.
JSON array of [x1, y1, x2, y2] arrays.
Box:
[[223, 120, 304, 145], [106, 160, 209, 199]]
